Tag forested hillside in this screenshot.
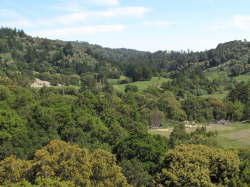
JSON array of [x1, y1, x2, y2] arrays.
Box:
[[1, 27, 250, 186], [0, 27, 121, 80], [123, 40, 250, 79], [72, 41, 147, 62]]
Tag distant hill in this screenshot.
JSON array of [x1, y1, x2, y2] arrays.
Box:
[[71, 41, 147, 62], [0, 27, 121, 78]]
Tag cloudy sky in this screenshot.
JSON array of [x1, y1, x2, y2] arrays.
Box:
[[1, 0, 250, 52]]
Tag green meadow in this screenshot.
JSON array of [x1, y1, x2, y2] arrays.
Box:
[[108, 76, 171, 92], [234, 73, 250, 83], [201, 91, 229, 101], [149, 122, 250, 149]]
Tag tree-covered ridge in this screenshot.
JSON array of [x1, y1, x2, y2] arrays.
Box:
[[72, 39, 250, 76], [123, 40, 250, 78], [0, 27, 121, 79], [72, 41, 147, 62]]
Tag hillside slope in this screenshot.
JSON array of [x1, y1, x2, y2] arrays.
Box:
[[0, 27, 120, 77]]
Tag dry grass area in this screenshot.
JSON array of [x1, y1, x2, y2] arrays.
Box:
[[30, 78, 52, 87], [149, 123, 250, 149], [149, 125, 202, 137]]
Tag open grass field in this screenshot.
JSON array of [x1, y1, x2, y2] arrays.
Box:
[[234, 74, 250, 83], [108, 77, 171, 92], [53, 85, 81, 90], [201, 91, 229, 101], [107, 75, 127, 85], [205, 71, 229, 81], [149, 122, 250, 149]]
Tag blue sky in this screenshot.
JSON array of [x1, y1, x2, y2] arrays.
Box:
[[1, 0, 250, 52]]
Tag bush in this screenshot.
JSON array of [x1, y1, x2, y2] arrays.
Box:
[[154, 144, 240, 186], [197, 89, 208, 96], [125, 84, 138, 92], [117, 78, 131, 84], [113, 129, 167, 171]]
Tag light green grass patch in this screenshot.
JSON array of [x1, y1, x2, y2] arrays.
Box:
[[234, 74, 250, 83], [201, 92, 229, 101], [33, 85, 80, 90], [107, 75, 129, 85], [54, 85, 81, 90], [149, 123, 250, 149], [112, 77, 171, 92], [149, 129, 172, 137], [70, 74, 80, 78], [33, 71, 40, 75]]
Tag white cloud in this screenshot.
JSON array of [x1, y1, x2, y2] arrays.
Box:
[[90, 0, 119, 6], [55, 13, 88, 24], [1, 20, 35, 28], [0, 9, 35, 28], [52, 7, 150, 25], [37, 19, 53, 26], [231, 15, 250, 30], [49, 0, 118, 12], [107, 7, 150, 17], [45, 3, 85, 13], [143, 21, 174, 28], [199, 15, 250, 31], [0, 9, 22, 19], [30, 25, 126, 38], [199, 25, 226, 31]]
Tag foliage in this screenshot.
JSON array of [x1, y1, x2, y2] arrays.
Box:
[[0, 140, 130, 187], [226, 82, 250, 104], [157, 91, 187, 121], [168, 123, 190, 148], [114, 129, 167, 171], [119, 158, 152, 187], [0, 27, 120, 78], [0, 108, 26, 145], [154, 144, 240, 186], [182, 96, 214, 122], [151, 107, 165, 127], [124, 84, 138, 93], [169, 124, 219, 149], [117, 78, 131, 84]]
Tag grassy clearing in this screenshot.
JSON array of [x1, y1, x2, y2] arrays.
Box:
[[33, 85, 81, 90], [53, 85, 80, 90], [234, 74, 250, 83], [107, 76, 129, 85], [109, 77, 171, 92], [201, 91, 229, 101], [149, 123, 250, 149]]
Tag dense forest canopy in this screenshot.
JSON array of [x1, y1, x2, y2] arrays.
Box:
[[1, 27, 250, 186]]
